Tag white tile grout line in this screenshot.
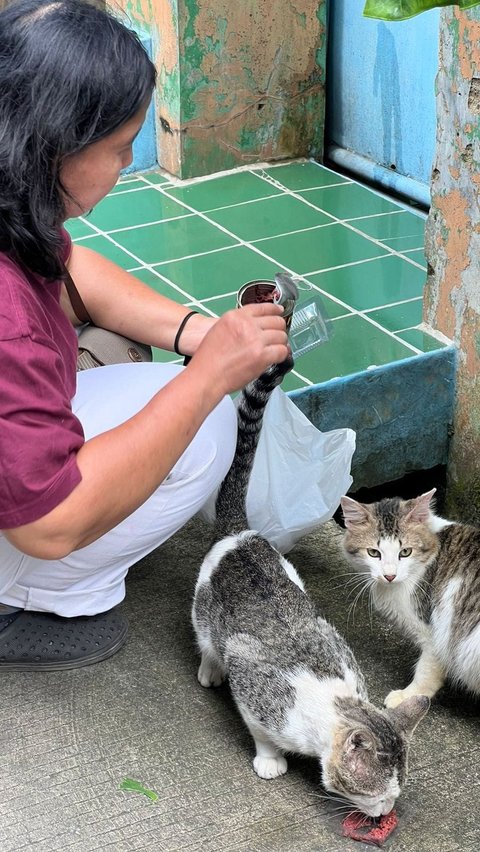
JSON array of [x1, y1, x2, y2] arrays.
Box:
[[83, 181, 351, 227], [196, 293, 423, 335], [117, 159, 351, 190], [137, 171, 421, 274], [74, 205, 423, 244], [74, 216, 392, 285], [133, 173, 424, 358], [109, 185, 169, 196], [94, 164, 437, 378], [74, 211, 195, 237], [74, 231, 422, 360], [126, 277, 422, 318], [148, 174, 427, 274], [156, 171, 428, 248], [135, 156, 353, 189], [363, 295, 423, 313], [70, 218, 223, 316], [71, 164, 426, 367], [80, 168, 424, 240], [135, 239, 419, 361], [395, 325, 426, 335], [73, 223, 422, 355], [118, 159, 427, 230], [127, 156, 423, 223], [249, 169, 427, 271], [297, 183, 428, 217], [416, 321, 453, 346]]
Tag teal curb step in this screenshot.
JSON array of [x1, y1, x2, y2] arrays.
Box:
[[289, 346, 457, 490]]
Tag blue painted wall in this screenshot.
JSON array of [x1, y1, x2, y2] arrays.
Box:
[[326, 2, 440, 190], [123, 33, 158, 175]]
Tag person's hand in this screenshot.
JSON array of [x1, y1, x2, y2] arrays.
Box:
[[190, 303, 290, 395]]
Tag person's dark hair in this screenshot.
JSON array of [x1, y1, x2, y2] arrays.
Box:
[[0, 0, 156, 279]]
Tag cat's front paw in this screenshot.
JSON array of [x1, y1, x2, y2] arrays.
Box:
[[385, 687, 414, 708], [197, 658, 225, 688], [253, 755, 288, 779]]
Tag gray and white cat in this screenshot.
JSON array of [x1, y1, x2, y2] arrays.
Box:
[[340, 488, 480, 707], [192, 357, 429, 818]]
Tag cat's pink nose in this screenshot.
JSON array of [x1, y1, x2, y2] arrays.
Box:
[[384, 575, 396, 583]]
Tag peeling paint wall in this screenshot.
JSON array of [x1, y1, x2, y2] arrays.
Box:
[[174, 0, 327, 179], [424, 8, 480, 521], [107, 0, 182, 173], [109, 0, 327, 178]]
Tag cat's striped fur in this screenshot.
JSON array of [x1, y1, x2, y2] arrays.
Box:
[[212, 358, 293, 539], [341, 488, 480, 706], [192, 358, 429, 818]]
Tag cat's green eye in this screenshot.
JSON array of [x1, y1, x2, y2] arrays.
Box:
[[367, 548, 381, 558], [399, 547, 412, 558]]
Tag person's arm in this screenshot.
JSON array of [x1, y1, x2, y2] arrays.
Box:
[[3, 303, 289, 560], [64, 243, 215, 356]]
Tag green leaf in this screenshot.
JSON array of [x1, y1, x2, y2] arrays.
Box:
[[119, 777, 158, 802], [363, 0, 480, 21]]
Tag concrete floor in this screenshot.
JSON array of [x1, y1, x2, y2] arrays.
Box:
[[1, 517, 478, 852]]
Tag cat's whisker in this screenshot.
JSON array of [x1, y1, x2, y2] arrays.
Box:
[[415, 578, 433, 609], [325, 571, 370, 593], [348, 571, 372, 584], [307, 790, 349, 806], [346, 593, 361, 626], [408, 578, 430, 618], [327, 569, 367, 582], [322, 808, 357, 824], [347, 595, 363, 627], [347, 578, 374, 627], [342, 572, 371, 590], [329, 576, 371, 614], [328, 579, 365, 593], [366, 584, 377, 628], [328, 803, 358, 814], [360, 578, 377, 628], [344, 577, 372, 599], [306, 791, 360, 820]]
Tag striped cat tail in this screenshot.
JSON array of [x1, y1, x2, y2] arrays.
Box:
[[214, 354, 294, 538]]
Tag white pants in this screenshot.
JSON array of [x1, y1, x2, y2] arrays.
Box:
[[0, 363, 237, 616]]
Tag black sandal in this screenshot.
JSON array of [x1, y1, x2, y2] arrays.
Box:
[[0, 608, 128, 671]]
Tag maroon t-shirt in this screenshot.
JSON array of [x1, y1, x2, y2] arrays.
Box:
[[0, 231, 84, 528]]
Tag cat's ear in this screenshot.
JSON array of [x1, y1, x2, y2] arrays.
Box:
[[343, 729, 376, 779], [405, 488, 436, 524], [340, 496, 372, 529], [345, 729, 374, 753], [386, 695, 430, 739]]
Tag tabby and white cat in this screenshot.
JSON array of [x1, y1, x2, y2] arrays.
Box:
[[192, 358, 429, 818], [340, 488, 480, 707]]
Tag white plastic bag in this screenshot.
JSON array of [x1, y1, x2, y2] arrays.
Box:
[[201, 387, 356, 553]]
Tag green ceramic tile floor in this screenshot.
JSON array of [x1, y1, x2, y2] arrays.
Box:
[[66, 160, 447, 393]]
